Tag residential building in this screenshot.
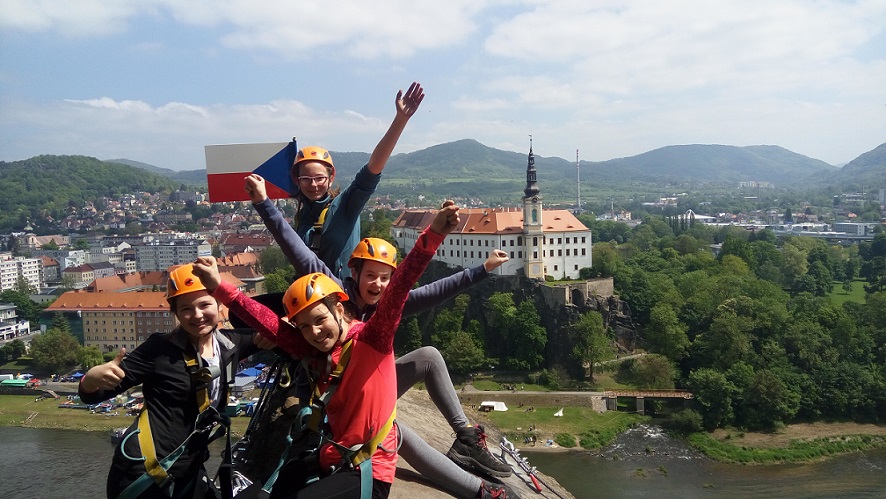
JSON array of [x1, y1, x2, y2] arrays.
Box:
[[0, 255, 43, 292], [0, 303, 30, 340], [134, 239, 212, 271]]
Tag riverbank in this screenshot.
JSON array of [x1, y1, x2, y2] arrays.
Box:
[[4, 391, 885, 467], [688, 422, 886, 464]]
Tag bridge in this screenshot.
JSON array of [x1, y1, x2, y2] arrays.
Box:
[[602, 390, 694, 415]]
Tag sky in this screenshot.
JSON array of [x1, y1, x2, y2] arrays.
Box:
[[1, 1, 885, 172]]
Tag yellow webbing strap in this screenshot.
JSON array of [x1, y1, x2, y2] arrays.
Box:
[[307, 339, 353, 431], [136, 350, 211, 488], [351, 407, 397, 466], [313, 206, 329, 232], [183, 350, 211, 412], [136, 403, 169, 485]]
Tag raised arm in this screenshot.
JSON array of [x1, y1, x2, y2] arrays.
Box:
[[367, 82, 424, 175], [193, 257, 312, 358], [403, 249, 507, 316], [246, 174, 339, 282], [361, 201, 458, 353]]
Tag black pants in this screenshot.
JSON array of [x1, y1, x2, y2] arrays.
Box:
[[268, 459, 390, 499]]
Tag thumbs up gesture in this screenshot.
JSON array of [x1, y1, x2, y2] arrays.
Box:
[[80, 348, 127, 393]]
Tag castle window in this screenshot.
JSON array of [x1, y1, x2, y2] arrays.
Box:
[[582, 248, 586, 256], [519, 251, 523, 258]]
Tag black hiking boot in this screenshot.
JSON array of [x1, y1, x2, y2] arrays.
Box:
[[477, 481, 521, 499], [447, 425, 513, 478]]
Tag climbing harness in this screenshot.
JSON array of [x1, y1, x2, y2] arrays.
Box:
[[232, 340, 398, 499], [117, 347, 235, 499]]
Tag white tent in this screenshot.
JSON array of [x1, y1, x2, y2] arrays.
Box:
[[479, 401, 508, 412]]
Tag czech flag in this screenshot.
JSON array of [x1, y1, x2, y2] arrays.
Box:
[[205, 141, 298, 202]]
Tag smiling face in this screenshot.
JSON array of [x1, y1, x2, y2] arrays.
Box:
[[355, 260, 394, 307], [293, 299, 344, 353], [293, 161, 334, 201], [173, 290, 219, 341]]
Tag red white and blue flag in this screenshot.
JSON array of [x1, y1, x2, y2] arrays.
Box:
[[204, 141, 298, 202]]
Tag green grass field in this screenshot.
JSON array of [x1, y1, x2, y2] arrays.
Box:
[[483, 405, 647, 450], [828, 279, 868, 306], [0, 394, 251, 435]]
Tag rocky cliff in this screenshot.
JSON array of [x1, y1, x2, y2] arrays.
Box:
[[416, 261, 638, 368]]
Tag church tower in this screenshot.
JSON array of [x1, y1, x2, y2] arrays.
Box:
[[522, 137, 545, 279]]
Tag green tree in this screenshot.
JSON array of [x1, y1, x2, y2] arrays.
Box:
[[7, 339, 26, 359], [629, 354, 675, 389], [0, 290, 42, 323], [589, 242, 619, 278], [394, 317, 423, 356], [259, 246, 290, 275], [50, 313, 72, 334], [742, 369, 801, 430], [571, 310, 611, 381], [688, 368, 736, 430], [506, 300, 547, 370], [77, 346, 105, 371], [73, 238, 91, 251], [644, 304, 689, 362], [29, 328, 81, 373], [441, 330, 488, 374], [263, 269, 292, 294]]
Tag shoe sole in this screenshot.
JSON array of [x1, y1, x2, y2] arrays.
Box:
[[446, 450, 513, 478]]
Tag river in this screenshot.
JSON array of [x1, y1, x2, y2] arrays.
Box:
[[1, 425, 883, 498], [523, 424, 886, 498]]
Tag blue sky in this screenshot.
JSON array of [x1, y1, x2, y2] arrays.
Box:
[[1, 1, 885, 171]]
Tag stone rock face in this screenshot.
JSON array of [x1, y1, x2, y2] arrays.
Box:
[[390, 389, 575, 499], [234, 384, 574, 498]]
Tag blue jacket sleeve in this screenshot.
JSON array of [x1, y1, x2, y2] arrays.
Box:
[[402, 265, 489, 317], [317, 164, 380, 276], [253, 198, 341, 284]]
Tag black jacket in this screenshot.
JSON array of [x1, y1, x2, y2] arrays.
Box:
[[80, 328, 259, 498]]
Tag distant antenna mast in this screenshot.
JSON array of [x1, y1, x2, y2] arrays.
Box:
[[575, 149, 581, 214]]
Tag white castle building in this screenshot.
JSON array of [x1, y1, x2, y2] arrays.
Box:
[[391, 142, 593, 279]]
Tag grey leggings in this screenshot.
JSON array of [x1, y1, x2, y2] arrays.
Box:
[[395, 346, 482, 498]]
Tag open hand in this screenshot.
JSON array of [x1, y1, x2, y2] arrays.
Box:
[[396, 82, 424, 118]]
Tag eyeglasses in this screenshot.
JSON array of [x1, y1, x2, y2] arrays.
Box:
[[296, 175, 329, 185]]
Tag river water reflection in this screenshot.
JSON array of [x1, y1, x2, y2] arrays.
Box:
[[1, 425, 883, 498], [523, 424, 886, 499]]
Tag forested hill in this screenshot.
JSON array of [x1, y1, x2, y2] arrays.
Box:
[[106, 158, 207, 186], [0, 155, 179, 232], [282, 140, 845, 202], [834, 142, 886, 187], [592, 144, 838, 185]]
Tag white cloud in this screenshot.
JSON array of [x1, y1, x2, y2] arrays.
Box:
[[0, 0, 154, 37]]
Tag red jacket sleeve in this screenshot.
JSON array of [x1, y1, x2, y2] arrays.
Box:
[[358, 227, 445, 354], [212, 282, 313, 358]]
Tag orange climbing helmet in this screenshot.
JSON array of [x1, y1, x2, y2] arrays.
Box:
[[283, 272, 349, 320], [166, 264, 207, 302], [348, 238, 398, 270], [293, 146, 335, 175]]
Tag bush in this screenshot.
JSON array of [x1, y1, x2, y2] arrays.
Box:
[[554, 432, 576, 448], [665, 408, 704, 434]]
